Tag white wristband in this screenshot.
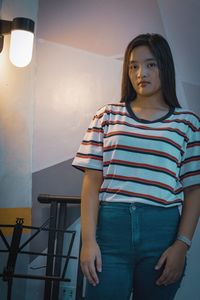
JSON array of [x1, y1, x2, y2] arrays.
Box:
[[176, 234, 192, 248]]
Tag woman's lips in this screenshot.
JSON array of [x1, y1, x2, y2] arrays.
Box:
[[138, 81, 150, 87]]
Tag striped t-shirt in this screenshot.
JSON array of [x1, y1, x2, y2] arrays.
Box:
[[72, 102, 200, 207]]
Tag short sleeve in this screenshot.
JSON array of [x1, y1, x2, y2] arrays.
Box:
[[180, 116, 200, 189], [72, 106, 107, 172]]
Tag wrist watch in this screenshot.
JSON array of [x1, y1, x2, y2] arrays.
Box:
[[176, 234, 192, 249]]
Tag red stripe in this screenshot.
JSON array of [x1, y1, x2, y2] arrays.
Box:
[[100, 188, 181, 205], [164, 118, 199, 131], [105, 131, 182, 149], [87, 128, 103, 133], [173, 110, 200, 122], [76, 154, 103, 161], [101, 120, 188, 140], [103, 159, 177, 176], [187, 142, 200, 148], [103, 144, 179, 163], [182, 156, 200, 164], [95, 109, 129, 119], [181, 170, 200, 179], [81, 141, 102, 146], [104, 174, 174, 191]]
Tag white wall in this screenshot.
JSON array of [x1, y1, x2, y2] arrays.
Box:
[[33, 39, 122, 172], [158, 0, 200, 114], [0, 1, 38, 299], [0, 0, 38, 208]]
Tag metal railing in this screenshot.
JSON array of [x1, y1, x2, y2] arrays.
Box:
[[0, 194, 83, 300]]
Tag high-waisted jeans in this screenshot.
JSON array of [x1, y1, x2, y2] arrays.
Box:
[[85, 202, 186, 300]]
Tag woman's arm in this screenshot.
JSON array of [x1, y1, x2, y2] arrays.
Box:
[[155, 186, 200, 286], [175, 186, 200, 245], [80, 168, 103, 286]]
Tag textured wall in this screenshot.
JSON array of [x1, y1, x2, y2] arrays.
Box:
[[0, 0, 38, 209], [33, 39, 122, 172], [0, 1, 38, 300]]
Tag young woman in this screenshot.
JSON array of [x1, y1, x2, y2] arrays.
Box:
[[72, 33, 200, 300]]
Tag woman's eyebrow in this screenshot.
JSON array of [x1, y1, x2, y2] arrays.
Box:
[[129, 58, 156, 63]]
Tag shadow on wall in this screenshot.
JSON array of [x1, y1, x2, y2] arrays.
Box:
[[31, 158, 83, 261]]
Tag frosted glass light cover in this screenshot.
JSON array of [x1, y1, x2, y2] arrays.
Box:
[[9, 30, 34, 67]]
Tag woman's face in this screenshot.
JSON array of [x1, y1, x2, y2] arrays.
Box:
[[128, 45, 162, 98]]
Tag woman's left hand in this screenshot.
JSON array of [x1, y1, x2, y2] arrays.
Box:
[[155, 240, 187, 286]]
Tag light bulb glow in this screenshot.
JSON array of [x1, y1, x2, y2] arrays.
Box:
[[9, 29, 34, 67]]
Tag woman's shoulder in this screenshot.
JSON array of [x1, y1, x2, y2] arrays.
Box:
[[95, 102, 126, 116], [174, 107, 200, 125]]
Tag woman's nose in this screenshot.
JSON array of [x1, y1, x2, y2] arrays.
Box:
[[137, 65, 148, 78]]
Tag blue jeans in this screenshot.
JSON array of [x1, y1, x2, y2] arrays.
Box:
[[85, 202, 186, 300]]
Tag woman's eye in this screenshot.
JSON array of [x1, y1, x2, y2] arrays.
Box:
[[147, 62, 157, 68], [129, 64, 138, 70]]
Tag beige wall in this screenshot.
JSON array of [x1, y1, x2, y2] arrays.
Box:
[[0, 2, 39, 298], [33, 39, 122, 171], [0, 0, 38, 209]]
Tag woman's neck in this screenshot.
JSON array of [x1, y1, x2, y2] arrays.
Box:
[[133, 94, 168, 110]]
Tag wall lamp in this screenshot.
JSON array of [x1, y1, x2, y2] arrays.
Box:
[[0, 17, 35, 67]]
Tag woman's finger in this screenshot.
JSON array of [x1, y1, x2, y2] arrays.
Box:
[[82, 262, 99, 286], [89, 262, 99, 285], [82, 266, 95, 285], [156, 267, 171, 285], [96, 252, 102, 273], [155, 252, 167, 270]]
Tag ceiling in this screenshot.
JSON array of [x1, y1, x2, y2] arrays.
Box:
[[37, 0, 166, 57]]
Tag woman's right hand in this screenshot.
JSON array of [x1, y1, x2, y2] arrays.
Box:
[[80, 240, 102, 286]]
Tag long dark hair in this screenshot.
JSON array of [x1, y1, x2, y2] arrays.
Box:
[[120, 33, 182, 108]]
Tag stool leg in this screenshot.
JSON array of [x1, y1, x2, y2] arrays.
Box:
[[52, 203, 67, 300], [43, 201, 57, 300]]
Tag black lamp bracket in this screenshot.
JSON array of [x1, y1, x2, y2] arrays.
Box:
[[0, 18, 34, 53], [0, 20, 12, 35]]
